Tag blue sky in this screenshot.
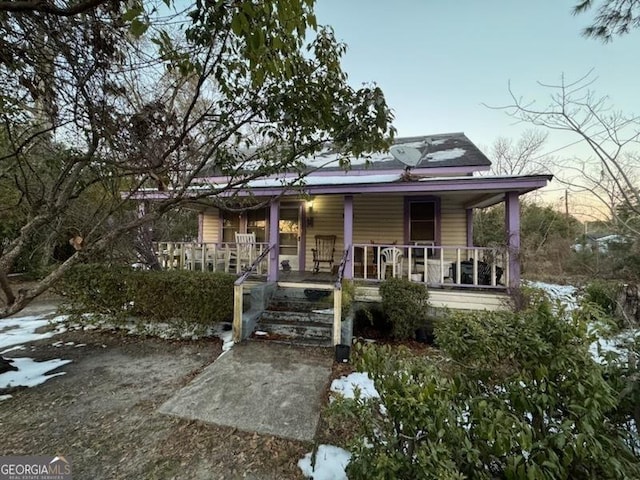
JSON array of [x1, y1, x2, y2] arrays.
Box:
[[313, 0, 639, 154]]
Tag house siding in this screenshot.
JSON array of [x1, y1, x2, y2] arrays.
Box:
[[202, 208, 220, 243], [200, 194, 469, 268]]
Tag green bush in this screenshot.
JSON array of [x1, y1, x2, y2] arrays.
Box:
[[58, 264, 234, 327], [584, 279, 620, 316], [379, 277, 429, 340], [344, 299, 640, 479]]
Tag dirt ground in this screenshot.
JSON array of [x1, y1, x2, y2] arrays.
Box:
[[0, 323, 314, 479]]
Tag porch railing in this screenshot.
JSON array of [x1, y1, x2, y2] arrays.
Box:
[[154, 241, 270, 275], [351, 243, 508, 289]]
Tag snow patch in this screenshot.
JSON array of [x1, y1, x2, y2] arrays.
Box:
[[312, 308, 334, 315], [298, 444, 351, 480], [0, 394, 12, 401], [0, 314, 67, 350], [330, 372, 379, 400], [526, 281, 578, 311], [0, 357, 72, 388], [425, 147, 465, 162]]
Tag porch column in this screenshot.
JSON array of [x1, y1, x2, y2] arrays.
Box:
[[197, 212, 204, 243], [505, 191, 520, 289], [343, 195, 353, 279], [466, 208, 473, 247], [268, 198, 279, 282]]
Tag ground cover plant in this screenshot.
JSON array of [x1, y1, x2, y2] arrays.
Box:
[[333, 293, 640, 479]]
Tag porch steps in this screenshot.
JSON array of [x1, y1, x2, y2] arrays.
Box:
[[250, 286, 334, 347]]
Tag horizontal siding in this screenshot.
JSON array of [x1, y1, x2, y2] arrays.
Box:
[[304, 193, 469, 271], [304, 195, 344, 270], [202, 209, 219, 243], [355, 286, 510, 311], [353, 195, 405, 245], [440, 195, 468, 263]]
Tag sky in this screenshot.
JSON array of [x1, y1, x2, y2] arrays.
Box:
[[313, 1, 638, 149], [312, 1, 639, 218]]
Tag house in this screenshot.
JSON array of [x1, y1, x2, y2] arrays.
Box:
[[572, 233, 628, 254], [138, 133, 552, 346]]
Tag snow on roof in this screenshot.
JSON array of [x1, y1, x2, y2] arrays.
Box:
[[425, 147, 466, 162]]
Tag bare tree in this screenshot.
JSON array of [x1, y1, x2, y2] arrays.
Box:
[[488, 129, 550, 176], [492, 71, 640, 234]]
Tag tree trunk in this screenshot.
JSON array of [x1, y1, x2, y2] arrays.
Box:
[[616, 283, 639, 328], [0, 271, 15, 306]]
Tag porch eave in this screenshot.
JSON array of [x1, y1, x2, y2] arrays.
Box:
[[125, 174, 553, 201]]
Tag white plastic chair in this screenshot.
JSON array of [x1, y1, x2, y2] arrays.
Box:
[[379, 247, 404, 280]]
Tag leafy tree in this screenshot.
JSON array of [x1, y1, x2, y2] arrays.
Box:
[[0, 0, 395, 316]]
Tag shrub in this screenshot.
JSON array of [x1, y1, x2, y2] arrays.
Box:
[[379, 277, 429, 340], [584, 279, 621, 316], [344, 299, 640, 479], [58, 264, 234, 327]]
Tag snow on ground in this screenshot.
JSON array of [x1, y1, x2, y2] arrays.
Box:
[[212, 323, 234, 352], [0, 357, 72, 388], [298, 444, 351, 480], [0, 314, 67, 351], [1, 313, 72, 391], [330, 372, 379, 400], [0, 394, 12, 401], [590, 329, 640, 364], [526, 281, 579, 311]]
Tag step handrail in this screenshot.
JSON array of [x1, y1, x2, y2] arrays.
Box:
[[332, 247, 351, 346], [233, 244, 274, 343], [234, 244, 273, 286]]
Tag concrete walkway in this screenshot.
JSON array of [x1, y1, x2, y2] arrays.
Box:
[[159, 341, 333, 442]]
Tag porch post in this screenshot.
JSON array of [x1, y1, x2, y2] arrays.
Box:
[[344, 195, 353, 279], [466, 208, 473, 247], [268, 198, 279, 282], [505, 192, 520, 289], [197, 212, 204, 243]]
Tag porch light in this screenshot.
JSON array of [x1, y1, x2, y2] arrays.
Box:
[[306, 200, 314, 212], [306, 199, 315, 227]]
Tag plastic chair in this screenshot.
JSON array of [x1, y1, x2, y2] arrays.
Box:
[[312, 235, 336, 273], [379, 247, 404, 279]]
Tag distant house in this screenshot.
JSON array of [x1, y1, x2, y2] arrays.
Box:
[[572, 233, 628, 254], [133, 133, 552, 345]]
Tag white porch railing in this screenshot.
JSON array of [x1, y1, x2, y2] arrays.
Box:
[[351, 243, 508, 289], [154, 241, 270, 275]]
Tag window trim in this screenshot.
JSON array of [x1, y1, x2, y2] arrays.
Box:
[[403, 196, 441, 247]]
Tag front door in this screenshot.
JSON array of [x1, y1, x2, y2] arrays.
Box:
[[279, 203, 302, 270]]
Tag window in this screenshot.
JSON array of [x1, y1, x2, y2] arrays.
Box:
[[409, 201, 436, 243], [221, 208, 267, 243], [247, 208, 267, 242], [222, 213, 240, 243]]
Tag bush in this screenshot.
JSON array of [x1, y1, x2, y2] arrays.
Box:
[[58, 264, 234, 327], [584, 279, 620, 315], [379, 277, 429, 340], [344, 299, 640, 479]]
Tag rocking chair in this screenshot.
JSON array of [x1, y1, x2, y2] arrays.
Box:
[[312, 235, 336, 273]]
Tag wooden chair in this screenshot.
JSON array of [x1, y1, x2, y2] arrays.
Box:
[[233, 233, 256, 273], [312, 235, 336, 273]]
